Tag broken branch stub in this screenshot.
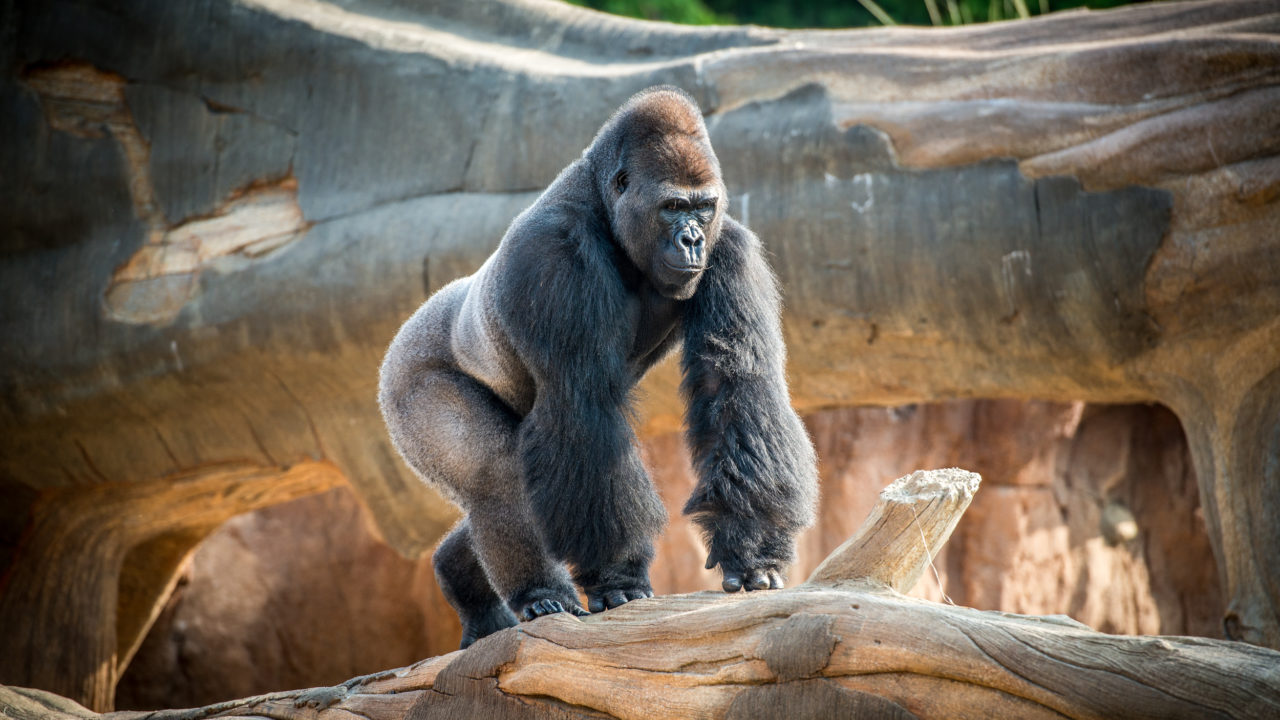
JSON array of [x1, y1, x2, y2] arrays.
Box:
[[805, 468, 980, 591]]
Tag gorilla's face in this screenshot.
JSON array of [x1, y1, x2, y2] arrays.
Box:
[[611, 165, 724, 301]]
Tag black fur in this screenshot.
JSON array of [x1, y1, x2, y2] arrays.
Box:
[[681, 220, 817, 588], [498, 191, 667, 581], [379, 87, 817, 648]]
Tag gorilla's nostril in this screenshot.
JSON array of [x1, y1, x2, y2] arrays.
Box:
[[680, 229, 704, 248]]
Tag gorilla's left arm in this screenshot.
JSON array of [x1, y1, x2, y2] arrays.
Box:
[[681, 218, 819, 591]]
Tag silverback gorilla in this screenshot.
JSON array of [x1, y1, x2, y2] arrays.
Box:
[[379, 87, 817, 648]]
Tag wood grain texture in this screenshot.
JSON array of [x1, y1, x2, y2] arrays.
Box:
[[806, 468, 979, 591]]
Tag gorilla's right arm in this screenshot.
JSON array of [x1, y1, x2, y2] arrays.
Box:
[[496, 193, 667, 611]]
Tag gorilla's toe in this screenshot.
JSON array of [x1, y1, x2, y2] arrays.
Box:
[[722, 573, 744, 592], [720, 567, 785, 593], [587, 584, 654, 612], [527, 599, 564, 619], [512, 585, 588, 621], [519, 598, 561, 621], [745, 569, 771, 591]]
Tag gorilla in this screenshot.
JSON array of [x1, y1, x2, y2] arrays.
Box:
[[379, 87, 817, 648]]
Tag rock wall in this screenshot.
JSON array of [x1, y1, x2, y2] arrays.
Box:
[[117, 487, 460, 709], [117, 399, 1217, 708]]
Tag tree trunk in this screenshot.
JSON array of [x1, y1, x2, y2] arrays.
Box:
[[6, 469, 1277, 720]]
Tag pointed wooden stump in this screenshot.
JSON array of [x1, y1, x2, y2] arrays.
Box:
[[806, 467, 979, 592]]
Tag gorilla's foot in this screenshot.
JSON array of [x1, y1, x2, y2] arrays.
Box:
[[509, 585, 589, 622], [720, 566, 785, 593], [585, 584, 654, 613], [459, 602, 519, 649], [576, 561, 655, 613]]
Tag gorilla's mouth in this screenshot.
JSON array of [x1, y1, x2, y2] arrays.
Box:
[[660, 259, 703, 275]]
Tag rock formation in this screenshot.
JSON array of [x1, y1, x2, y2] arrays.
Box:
[[2, 0, 1278, 710]]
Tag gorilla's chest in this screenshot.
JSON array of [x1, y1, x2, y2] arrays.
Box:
[[627, 286, 682, 374]]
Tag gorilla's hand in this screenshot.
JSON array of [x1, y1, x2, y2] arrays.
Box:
[[716, 564, 785, 592], [510, 585, 590, 622], [702, 525, 791, 593]]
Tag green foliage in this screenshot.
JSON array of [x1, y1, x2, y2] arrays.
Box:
[[565, 0, 1146, 27], [564, 0, 730, 24]]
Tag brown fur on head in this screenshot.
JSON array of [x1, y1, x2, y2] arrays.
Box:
[[590, 87, 726, 300]]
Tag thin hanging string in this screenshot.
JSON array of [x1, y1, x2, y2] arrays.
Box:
[[909, 502, 956, 605]]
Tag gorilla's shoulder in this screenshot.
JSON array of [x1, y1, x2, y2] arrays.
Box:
[[505, 200, 609, 258], [504, 191, 610, 264]]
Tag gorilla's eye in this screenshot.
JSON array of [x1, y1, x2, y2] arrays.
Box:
[[614, 171, 629, 194], [697, 200, 715, 212]]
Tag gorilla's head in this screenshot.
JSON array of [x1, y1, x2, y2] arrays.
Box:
[[594, 87, 726, 300]]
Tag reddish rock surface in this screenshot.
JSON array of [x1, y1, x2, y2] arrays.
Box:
[[117, 399, 1218, 709], [115, 488, 459, 710]]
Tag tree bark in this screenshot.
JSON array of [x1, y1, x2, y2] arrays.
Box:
[[7, 469, 1278, 720]]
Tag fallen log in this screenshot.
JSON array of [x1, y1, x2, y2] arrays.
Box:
[[7, 469, 1276, 720]]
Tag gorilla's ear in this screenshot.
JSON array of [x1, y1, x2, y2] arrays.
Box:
[[613, 169, 629, 194]]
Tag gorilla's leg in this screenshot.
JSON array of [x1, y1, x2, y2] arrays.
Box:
[[517, 395, 665, 614], [387, 369, 585, 626], [434, 522, 517, 648], [466, 480, 587, 621]]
